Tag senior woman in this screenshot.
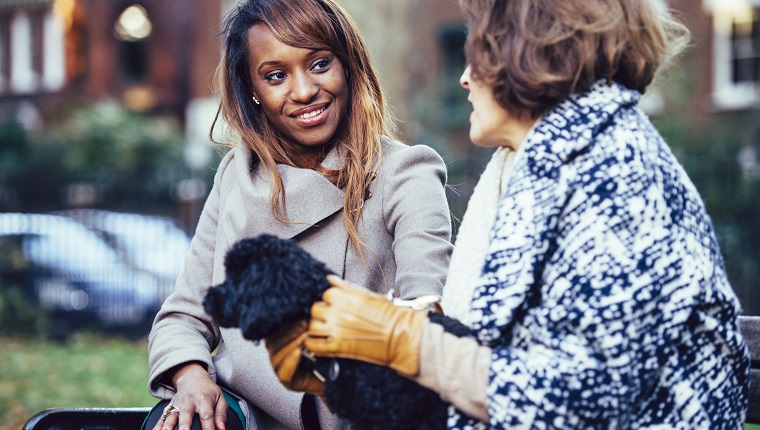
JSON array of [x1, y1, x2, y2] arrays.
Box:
[[272, 0, 751, 428]]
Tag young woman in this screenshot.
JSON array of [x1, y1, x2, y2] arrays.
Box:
[[286, 0, 751, 428], [146, 1, 453, 429]]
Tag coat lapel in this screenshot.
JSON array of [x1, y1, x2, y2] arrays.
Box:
[[226, 144, 346, 241]]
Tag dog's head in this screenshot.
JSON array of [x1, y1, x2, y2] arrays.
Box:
[[203, 234, 333, 340]]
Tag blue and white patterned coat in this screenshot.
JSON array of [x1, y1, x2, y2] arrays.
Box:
[[449, 81, 750, 429]]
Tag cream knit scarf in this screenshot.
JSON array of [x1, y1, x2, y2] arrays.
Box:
[[441, 146, 519, 325]]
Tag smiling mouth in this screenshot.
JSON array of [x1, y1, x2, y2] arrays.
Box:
[[296, 106, 326, 119], [291, 103, 330, 127]]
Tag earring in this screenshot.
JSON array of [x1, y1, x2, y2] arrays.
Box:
[[252, 95, 260, 105], [345, 70, 349, 78]]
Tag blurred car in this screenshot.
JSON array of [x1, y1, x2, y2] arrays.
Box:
[[0, 213, 175, 339], [54, 209, 191, 287]]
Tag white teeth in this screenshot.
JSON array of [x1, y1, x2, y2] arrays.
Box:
[[297, 107, 325, 119]]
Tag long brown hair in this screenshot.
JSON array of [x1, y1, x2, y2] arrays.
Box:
[[459, 0, 690, 119], [212, 0, 394, 252]]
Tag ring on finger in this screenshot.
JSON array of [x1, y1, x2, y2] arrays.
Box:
[[160, 403, 180, 420]]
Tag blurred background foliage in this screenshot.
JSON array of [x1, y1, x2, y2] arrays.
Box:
[[0, 100, 192, 215], [650, 62, 760, 316]]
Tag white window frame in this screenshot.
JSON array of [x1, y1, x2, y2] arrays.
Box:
[[10, 10, 37, 93], [43, 7, 65, 91], [704, 0, 760, 110], [0, 24, 5, 94]]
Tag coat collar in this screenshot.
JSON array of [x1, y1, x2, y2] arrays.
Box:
[[230, 143, 346, 240], [523, 80, 639, 168]]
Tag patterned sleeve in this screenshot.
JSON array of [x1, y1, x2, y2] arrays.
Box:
[[453, 116, 746, 429]]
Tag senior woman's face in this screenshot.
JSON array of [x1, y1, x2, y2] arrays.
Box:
[[460, 65, 535, 150], [247, 23, 349, 152]]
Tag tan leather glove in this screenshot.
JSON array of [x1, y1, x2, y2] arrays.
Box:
[[265, 320, 325, 395], [304, 275, 426, 376]]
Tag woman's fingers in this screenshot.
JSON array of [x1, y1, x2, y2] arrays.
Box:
[[152, 403, 181, 430], [215, 407, 229, 430], [198, 399, 225, 430], [153, 391, 227, 429], [309, 301, 330, 323], [323, 281, 384, 310], [177, 406, 194, 430]]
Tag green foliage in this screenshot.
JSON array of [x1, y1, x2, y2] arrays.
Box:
[[0, 123, 31, 181], [0, 235, 45, 337], [53, 100, 188, 193], [689, 130, 760, 316], [52, 101, 189, 200], [0, 336, 156, 430], [0, 100, 191, 212], [0, 286, 45, 338]]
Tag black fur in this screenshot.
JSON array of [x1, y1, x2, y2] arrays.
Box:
[[203, 234, 469, 430], [203, 234, 332, 339]]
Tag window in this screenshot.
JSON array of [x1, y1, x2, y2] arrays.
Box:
[[730, 10, 759, 84], [10, 10, 36, 93], [0, 17, 6, 93], [42, 7, 65, 91], [0, 3, 68, 95], [706, 0, 760, 110], [114, 4, 151, 83]]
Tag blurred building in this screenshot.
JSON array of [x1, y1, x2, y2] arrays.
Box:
[[0, 0, 758, 225], [0, 0, 229, 125], [661, 0, 759, 131], [0, 0, 757, 158], [0, 0, 234, 229], [696, 0, 759, 114]]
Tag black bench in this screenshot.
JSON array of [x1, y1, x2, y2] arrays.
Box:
[[22, 407, 151, 430], [22, 316, 760, 429], [742, 316, 760, 424]]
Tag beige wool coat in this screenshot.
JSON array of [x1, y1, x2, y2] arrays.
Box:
[[148, 138, 453, 430]]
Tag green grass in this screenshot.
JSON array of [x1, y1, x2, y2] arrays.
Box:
[[0, 334, 157, 430]]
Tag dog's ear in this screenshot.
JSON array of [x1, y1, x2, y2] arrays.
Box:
[[222, 238, 262, 282], [203, 280, 239, 327]]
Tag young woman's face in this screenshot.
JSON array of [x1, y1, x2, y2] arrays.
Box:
[[459, 65, 535, 150], [247, 23, 349, 151]]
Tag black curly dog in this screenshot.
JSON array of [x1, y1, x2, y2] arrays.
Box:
[[203, 234, 471, 430]]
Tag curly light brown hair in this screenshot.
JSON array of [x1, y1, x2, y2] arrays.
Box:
[[212, 0, 394, 252], [459, 0, 690, 119]]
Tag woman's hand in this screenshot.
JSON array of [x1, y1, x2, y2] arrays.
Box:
[[153, 362, 228, 430], [266, 320, 325, 394], [304, 275, 426, 376]]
